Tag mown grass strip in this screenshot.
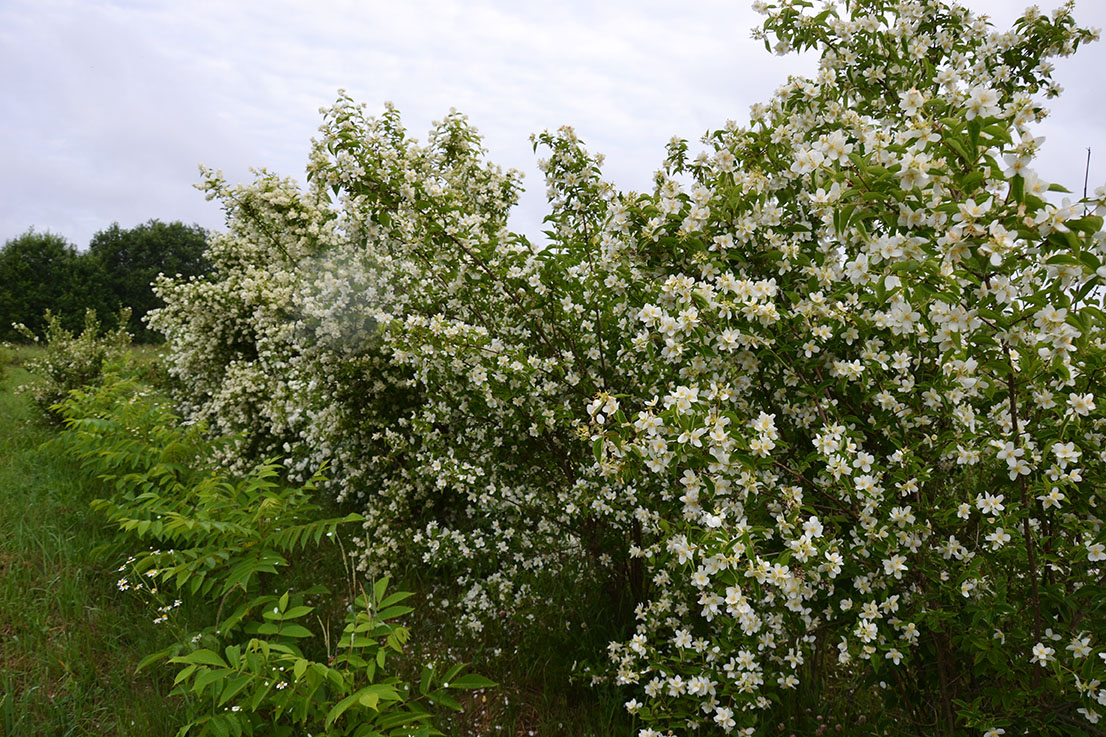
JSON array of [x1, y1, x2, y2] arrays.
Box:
[[0, 360, 190, 736]]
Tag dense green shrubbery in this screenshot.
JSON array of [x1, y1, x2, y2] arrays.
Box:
[[0, 221, 210, 343], [52, 376, 488, 736], [150, 1, 1106, 734], [86, 220, 210, 341], [15, 308, 132, 420], [0, 229, 93, 340]]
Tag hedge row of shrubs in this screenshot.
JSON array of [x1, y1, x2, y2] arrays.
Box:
[[15, 0, 1106, 734]]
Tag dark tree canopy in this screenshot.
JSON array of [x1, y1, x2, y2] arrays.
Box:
[[87, 220, 209, 340], [0, 229, 87, 340], [0, 221, 210, 343]]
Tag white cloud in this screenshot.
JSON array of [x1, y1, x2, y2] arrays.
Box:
[[1, 0, 1103, 248]]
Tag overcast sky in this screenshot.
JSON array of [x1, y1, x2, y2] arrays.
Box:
[[2, 0, 1104, 250]]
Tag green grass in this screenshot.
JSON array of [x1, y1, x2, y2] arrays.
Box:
[[0, 358, 195, 736]]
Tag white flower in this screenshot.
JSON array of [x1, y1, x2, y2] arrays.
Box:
[[976, 493, 1005, 516], [714, 706, 736, 732], [1052, 441, 1080, 467], [985, 527, 1011, 550], [803, 516, 824, 538], [1069, 393, 1096, 417], [790, 147, 826, 175], [883, 555, 908, 579], [994, 441, 1022, 467], [1038, 488, 1065, 510], [1031, 642, 1055, 666], [965, 84, 1001, 120], [899, 88, 925, 115], [1067, 635, 1091, 659]]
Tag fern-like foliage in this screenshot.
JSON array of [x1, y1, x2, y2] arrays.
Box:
[[51, 376, 488, 736]]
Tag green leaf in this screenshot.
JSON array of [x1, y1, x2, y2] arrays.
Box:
[[375, 605, 413, 621], [277, 624, 313, 638], [1078, 250, 1102, 272], [967, 118, 982, 150], [377, 710, 432, 731], [357, 683, 400, 711], [209, 715, 231, 737], [218, 674, 253, 706], [377, 590, 414, 609], [386, 626, 410, 652], [249, 675, 275, 711], [419, 665, 434, 696], [173, 664, 197, 686], [173, 650, 227, 668], [428, 689, 463, 711], [351, 728, 386, 737], [193, 668, 230, 694], [1068, 215, 1104, 235], [441, 663, 466, 685], [293, 659, 309, 681], [373, 577, 390, 606], [326, 691, 363, 728], [944, 136, 971, 162], [135, 646, 174, 674], [445, 673, 496, 689]]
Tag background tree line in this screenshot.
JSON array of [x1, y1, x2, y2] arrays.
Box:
[[0, 220, 210, 342]]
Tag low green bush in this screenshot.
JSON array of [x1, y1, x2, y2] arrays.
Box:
[[15, 308, 131, 420], [52, 377, 489, 736]]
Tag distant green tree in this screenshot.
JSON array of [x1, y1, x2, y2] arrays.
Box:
[[0, 229, 86, 341], [87, 220, 209, 341]]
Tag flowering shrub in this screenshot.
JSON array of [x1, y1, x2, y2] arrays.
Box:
[[15, 308, 131, 420], [151, 0, 1106, 733]]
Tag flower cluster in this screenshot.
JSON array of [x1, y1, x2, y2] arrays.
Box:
[[150, 1, 1106, 734]]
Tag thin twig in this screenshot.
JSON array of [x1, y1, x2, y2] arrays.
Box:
[[1084, 147, 1092, 215]]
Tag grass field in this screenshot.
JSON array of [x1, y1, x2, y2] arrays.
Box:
[[0, 350, 202, 736]]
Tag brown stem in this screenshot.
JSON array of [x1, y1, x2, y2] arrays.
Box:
[[931, 627, 957, 736], [771, 460, 856, 516]]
